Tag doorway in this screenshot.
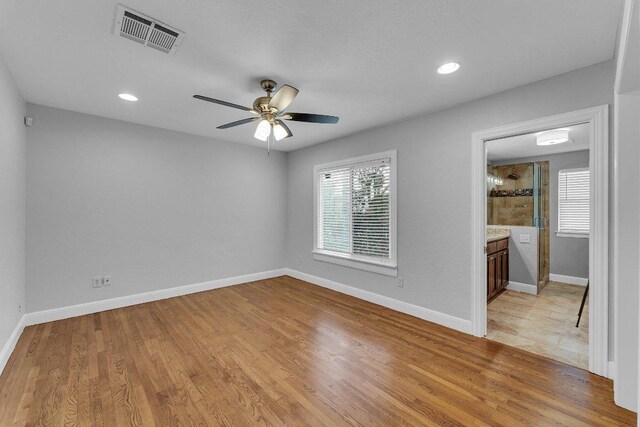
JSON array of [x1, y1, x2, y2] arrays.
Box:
[[485, 125, 589, 369], [470, 106, 609, 377]]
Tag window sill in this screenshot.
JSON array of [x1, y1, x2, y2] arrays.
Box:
[[556, 231, 589, 239], [312, 250, 398, 277]]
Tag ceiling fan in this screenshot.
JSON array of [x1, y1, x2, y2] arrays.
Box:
[[193, 79, 339, 144]]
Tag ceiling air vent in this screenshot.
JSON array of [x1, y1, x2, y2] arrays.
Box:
[[113, 5, 184, 55]]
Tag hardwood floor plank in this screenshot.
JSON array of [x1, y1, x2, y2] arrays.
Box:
[[0, 276, 635, 426]]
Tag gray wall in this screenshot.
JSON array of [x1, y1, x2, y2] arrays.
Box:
[[505, 226, 538, 287], [493, 150, 590, 279], [25, 104, 287, 312], [285, 60, 615, 323], [0, 57, 26, 351]]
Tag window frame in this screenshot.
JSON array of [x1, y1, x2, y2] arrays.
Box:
[[556, 166, 590, 239], [312, 150, 397, 276]]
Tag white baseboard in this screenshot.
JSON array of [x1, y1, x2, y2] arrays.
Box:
[[283, 268, 472, 335], [549, 273, 588, 286], [506, 281, 537, 295], [24, 269, 286, 327], [613, 358, 638, 411], [608, 361, 615, 381], [0, 315, 26, 376]]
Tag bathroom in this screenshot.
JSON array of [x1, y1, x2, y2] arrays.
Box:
[[484, 124, 590, 370], [487, 161, 549, 293]]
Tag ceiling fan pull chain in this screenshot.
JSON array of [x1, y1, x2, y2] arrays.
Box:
[[267, 132, 271, 156]]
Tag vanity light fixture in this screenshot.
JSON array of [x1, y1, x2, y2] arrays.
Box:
[[118, 93, 138, 101], [487, 173, 503, 186], [536, 128, 570, 146], [437, 62, 460, 74]]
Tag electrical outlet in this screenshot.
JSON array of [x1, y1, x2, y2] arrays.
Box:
[[398, 277, 405, 288], [519, 234, 531, 243], [18, 304, 22, 313], [103, 275, 112, 286], [92, 276, 102, 288]]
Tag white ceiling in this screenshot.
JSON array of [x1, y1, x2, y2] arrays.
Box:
[[487, 123, 590, 161], [0, 1, 622, 151]]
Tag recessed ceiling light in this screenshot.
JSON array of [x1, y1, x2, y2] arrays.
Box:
[[118, 93, 138, 101], [437, 62, 460, 74]]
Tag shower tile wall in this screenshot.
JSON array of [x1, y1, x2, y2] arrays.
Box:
[[488, 161, 550, 291], [487, 163, 534, 226]]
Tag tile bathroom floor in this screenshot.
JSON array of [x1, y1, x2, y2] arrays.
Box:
[[487, 281, 589, 369]]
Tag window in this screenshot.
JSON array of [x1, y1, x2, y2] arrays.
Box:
[[313, 151, 397, 276], [557, 167, 590, 238]]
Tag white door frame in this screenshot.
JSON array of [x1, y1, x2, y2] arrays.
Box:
[[470, 105, 609, 377]]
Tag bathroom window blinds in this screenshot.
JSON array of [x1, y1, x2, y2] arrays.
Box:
[[558, 168, 590, 235], [316, 154, 394, 263]]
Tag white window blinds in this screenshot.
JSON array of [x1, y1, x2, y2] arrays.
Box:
[[317, 157, 391, 259], [319, 168, 351, 253], [558, 168, 590, 235]]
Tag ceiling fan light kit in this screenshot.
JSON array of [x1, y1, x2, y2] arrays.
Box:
[[194, 79, 339, 150], [272, 123, 289, 141], [254, 119, 271, 141]]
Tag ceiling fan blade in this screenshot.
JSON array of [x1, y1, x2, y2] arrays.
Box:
[[193, 95, 254, 112], [282, 113, 339, 124], [275, 120, 293, 139], [269, 84, 299, 112], [216, 117, 260, 129]]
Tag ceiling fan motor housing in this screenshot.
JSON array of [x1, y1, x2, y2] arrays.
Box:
[[253, 80, 280, 120], [253, 96, 278, 116]]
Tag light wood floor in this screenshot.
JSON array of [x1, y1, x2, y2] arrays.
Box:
[[0, 276, 633, 426], [487, 281, 589, 369]]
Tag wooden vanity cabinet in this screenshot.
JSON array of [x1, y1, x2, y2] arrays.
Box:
[[487, 238, 509, 300]]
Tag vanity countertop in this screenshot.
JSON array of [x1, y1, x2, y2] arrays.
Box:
[[487, 227, 511, 242]]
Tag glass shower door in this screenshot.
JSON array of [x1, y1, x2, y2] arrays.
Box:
[[533, 162, 550, 291]]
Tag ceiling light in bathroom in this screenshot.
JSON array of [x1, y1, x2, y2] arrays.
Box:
[[536, 128, 569, 146]]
